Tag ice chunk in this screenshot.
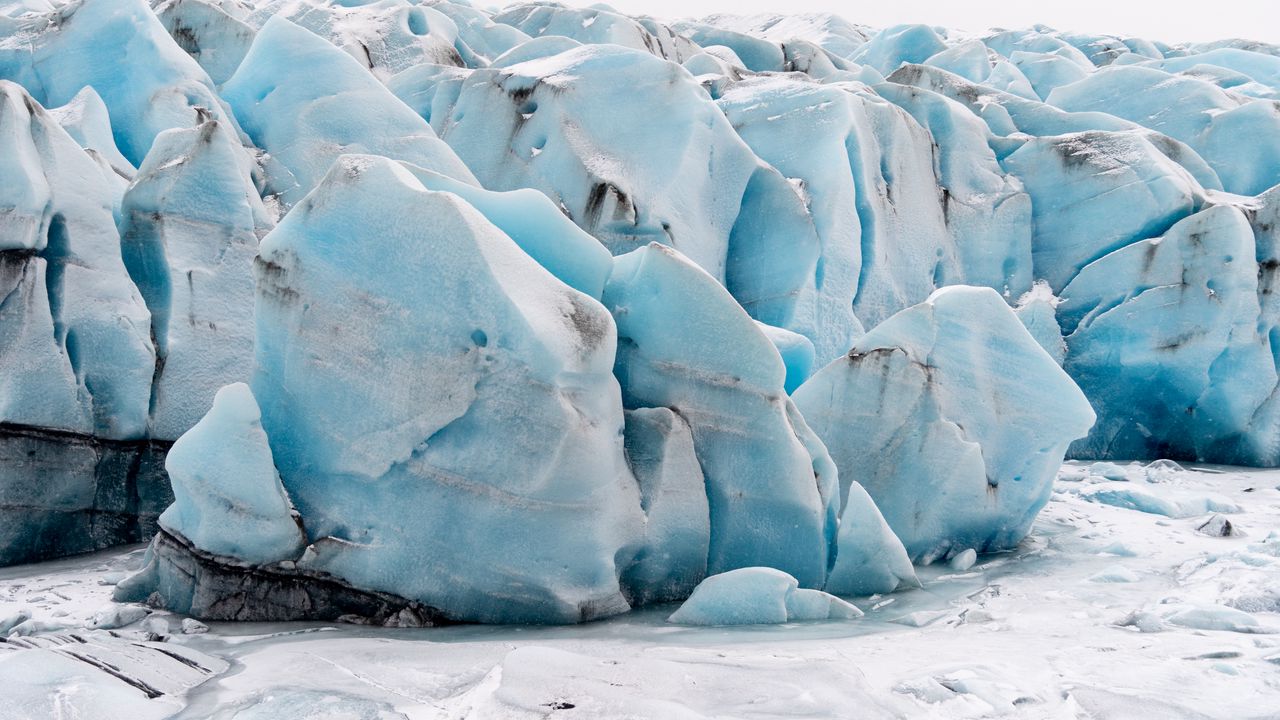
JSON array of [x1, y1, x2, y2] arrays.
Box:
[[88, 603, 150, 629], [245, 0, 477, 78], [1060, 205, 1276, 462], [824, 482, 919, 596], [495, 3, 696, 63], [755, 321, 817, 394], [619, 407, 709, 605], [411, 43, 771, 286], [1049, 65, 1280, 195], [45, 86, 135, 183], [671, 20, 786, 72], [1197, 514, 1240, 537], [794, 286, 1095, 562], [248, 155, 641, 623], [603, 243, 838, 588], [0, 0, 232, 165], [1075, 482, 1239, 518], [949, 548, 978, 572], [1088, 565, 1139, 583], [667, 567, 861, 626], [156, 383, 304, 565], [430, 1, 530, 64], [850, 24, 947, 76], [1002, 130, 1205, 292], [155, 0, 258, 85], [0, 82, 154, 440], [118, 118, 269, 440], [219, 16, 477, 207]]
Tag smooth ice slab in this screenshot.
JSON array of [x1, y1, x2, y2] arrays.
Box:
[[668, 567, 862, 626]]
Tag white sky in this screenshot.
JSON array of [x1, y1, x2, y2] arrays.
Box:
[[552, 0, 1280, 45]]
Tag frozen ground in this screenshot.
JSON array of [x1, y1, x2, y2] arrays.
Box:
[[3, 462, 1279, 719]]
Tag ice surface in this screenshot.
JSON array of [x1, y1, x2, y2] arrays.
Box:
[[794, 286, 1096, 562], [667, 567, 861, 626]]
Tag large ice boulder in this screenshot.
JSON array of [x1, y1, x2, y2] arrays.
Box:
[[602, 243, 839, 589], [245, 155, 642, 624], [794, 286, 1096, 563], [667, 567, 862, 626], [118, 117, 270, 440], [220, 15, 477, 207], [1060, 204, 1277, 463], [0, 0, 232, 165]]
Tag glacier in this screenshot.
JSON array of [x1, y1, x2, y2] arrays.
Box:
[[0, 0, 1279, 628]]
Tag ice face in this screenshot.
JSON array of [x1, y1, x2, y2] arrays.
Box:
[[0, 82, 154, 440], [1060, 204, 1278, 464], [603, 244, 839, 589], [118, 118, 269, 441], [794, 286, 1096, 563], [619, 407, 709, 606], [249, 155, 642, 623]]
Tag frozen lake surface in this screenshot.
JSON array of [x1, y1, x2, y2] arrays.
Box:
[[3, 462, 1279, 719]]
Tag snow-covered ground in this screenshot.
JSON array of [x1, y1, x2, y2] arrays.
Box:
[[3, 461, 1278, 719]]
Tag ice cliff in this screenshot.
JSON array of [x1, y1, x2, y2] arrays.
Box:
[[1, 0, 1278, 623]]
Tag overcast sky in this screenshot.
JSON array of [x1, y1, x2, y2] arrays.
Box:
[[558, 0, 1280, 45]]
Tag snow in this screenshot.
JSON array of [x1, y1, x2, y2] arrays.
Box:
[[2, 462, 1278, 717]]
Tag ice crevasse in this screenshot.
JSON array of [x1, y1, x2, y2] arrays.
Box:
[[0, 0, 1276, 622]]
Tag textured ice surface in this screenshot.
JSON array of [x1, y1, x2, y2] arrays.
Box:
[[794, 286, 1096, 562]]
